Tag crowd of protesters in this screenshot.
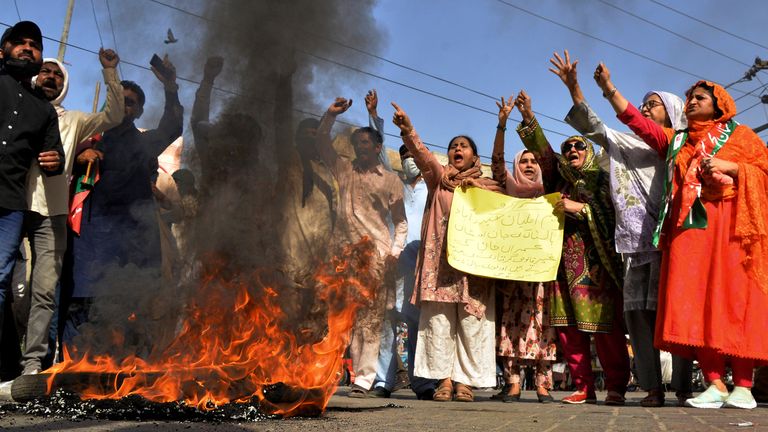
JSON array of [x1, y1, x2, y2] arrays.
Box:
[[0, 20, 767, 411]]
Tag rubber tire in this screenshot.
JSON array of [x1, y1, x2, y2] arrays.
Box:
[[10, 373, 49, 402]]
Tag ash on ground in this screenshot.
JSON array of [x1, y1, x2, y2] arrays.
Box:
[[0, 389, 282, 423]]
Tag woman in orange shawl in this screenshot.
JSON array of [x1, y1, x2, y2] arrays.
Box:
[[595, 63, 768, 410]]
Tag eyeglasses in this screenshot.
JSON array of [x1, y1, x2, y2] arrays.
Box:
[[640, 100, 664, 111], [561, 141, 587, 152]]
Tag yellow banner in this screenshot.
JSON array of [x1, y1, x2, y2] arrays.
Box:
[[447, 188, 564, 282]]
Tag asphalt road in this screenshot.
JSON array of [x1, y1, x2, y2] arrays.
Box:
[[0, 388, 765, 431]]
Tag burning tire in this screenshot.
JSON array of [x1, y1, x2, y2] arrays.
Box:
[[10, 373, 48, 402]]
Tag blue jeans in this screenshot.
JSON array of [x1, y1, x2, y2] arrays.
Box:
[[0, 209, 26, 351], [373, 312, 399, 391]]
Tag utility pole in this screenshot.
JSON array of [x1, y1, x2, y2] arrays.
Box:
[[57, 0, 76, 62]]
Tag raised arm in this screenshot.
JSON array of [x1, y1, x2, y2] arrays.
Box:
[[550, 50, 610, 149], [75, 48, 125, 142], [366, 89, 392, 170], [549, 50, 584, 107], [144, 55, 183, 157], [492, 95, 514, 186], [316, 97, 352, 171], [274, 55, 295, 166], [391, 102, 444, 190], [594, 63, 671, 157]]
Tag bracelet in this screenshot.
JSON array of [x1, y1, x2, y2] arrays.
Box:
[[496, 125, 507, 132], [603, 87, 617, 98]]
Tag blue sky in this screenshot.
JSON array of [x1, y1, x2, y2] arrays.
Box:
[[4, 0, 768, 165]]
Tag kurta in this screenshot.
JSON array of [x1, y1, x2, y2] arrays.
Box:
[[517, 118, 622, 333], [619, 101, 768, 361], [401, 131, 500, 318]]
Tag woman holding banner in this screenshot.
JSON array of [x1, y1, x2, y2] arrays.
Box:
[[595, 64, 768, 410], [492, 147, 558, 403], [390, 99, 507, 402], [515, 90, 628, 405]]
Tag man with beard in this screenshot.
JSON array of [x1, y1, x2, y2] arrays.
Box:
[[0, 21, 63, 386], [60, 55, 182, 351], [15, 48, 124, 376], [316, 97, 407, 398]]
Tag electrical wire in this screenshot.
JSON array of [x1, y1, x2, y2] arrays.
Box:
[[90, 0, 105, 48], [104, 0, 124, 77], [13, 0, 21, 20], [597, 0, 750, 67], [648, 0, 768, 51]]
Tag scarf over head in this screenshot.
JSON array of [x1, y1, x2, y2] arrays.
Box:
[[669, 80, 768, 293], [556, 135, 621, 286], [644, 90, 687, 131], [506, 149, 544, 198], [440, 156, 504, 193]]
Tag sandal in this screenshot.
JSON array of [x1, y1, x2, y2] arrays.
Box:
[[433, 379, 453, 402], [454, 383, 474, 402], [347, 383, 368, 398]]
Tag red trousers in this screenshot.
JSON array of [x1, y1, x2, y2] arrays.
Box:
[[697, 348, 754, 388], [557, 320, 630, 394]]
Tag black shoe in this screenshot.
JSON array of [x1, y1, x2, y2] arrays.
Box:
[[369, 386, 391, 398], [416, 388, 435, 400], [537, 391, 555, 404], [491, 384, 510, 400], [502, 391, 521, 403]]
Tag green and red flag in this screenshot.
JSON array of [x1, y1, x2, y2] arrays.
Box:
[[68, 133, 102, 235]]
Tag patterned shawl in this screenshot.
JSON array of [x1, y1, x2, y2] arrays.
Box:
[[556, 136, 622, 286]]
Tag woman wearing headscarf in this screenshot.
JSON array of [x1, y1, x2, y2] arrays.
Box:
[[514, 90, 629, 405], [492, 147, 558, 403], [595, 63, 768, 410], [549, 50, 692, 407], [390, 99, 507, 402]]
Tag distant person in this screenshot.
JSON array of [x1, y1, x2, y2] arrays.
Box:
[[391, 100, 506, 403], [15, 48, 124, 377], [316, 97, 407, 398], [515, 90, 629, 406], [597, 63, 768, 410], [0, 20, 63, 388], [550, 50, 692, 407]]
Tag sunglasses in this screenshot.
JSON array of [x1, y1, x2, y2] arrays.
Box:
[[561, 141, 587, 152]]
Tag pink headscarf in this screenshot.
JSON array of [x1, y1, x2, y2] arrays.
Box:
[[505, 149, 544, 198]]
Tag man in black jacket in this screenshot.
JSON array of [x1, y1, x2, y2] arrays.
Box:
[[0, 20, 63, 370]]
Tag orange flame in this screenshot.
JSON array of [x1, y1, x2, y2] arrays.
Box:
[[46, 238, 378, 416]]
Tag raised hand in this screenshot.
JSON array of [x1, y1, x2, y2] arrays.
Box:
[[515, 90, 534, 124], [327, 97, 352, 116], [203, 56, 224, 81], [497, 95, 514, 125], [593, 62, 612, 92], [151, 54, 178, 91], [98, 48, 119, 69], [391, 102, 414, 134], [549, 50, 579, 89], [365, 89, 378, 116]]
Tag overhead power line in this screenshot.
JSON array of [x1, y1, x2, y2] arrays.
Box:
[[597, 0, 750, 68], [648, 0, 768, 51]]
